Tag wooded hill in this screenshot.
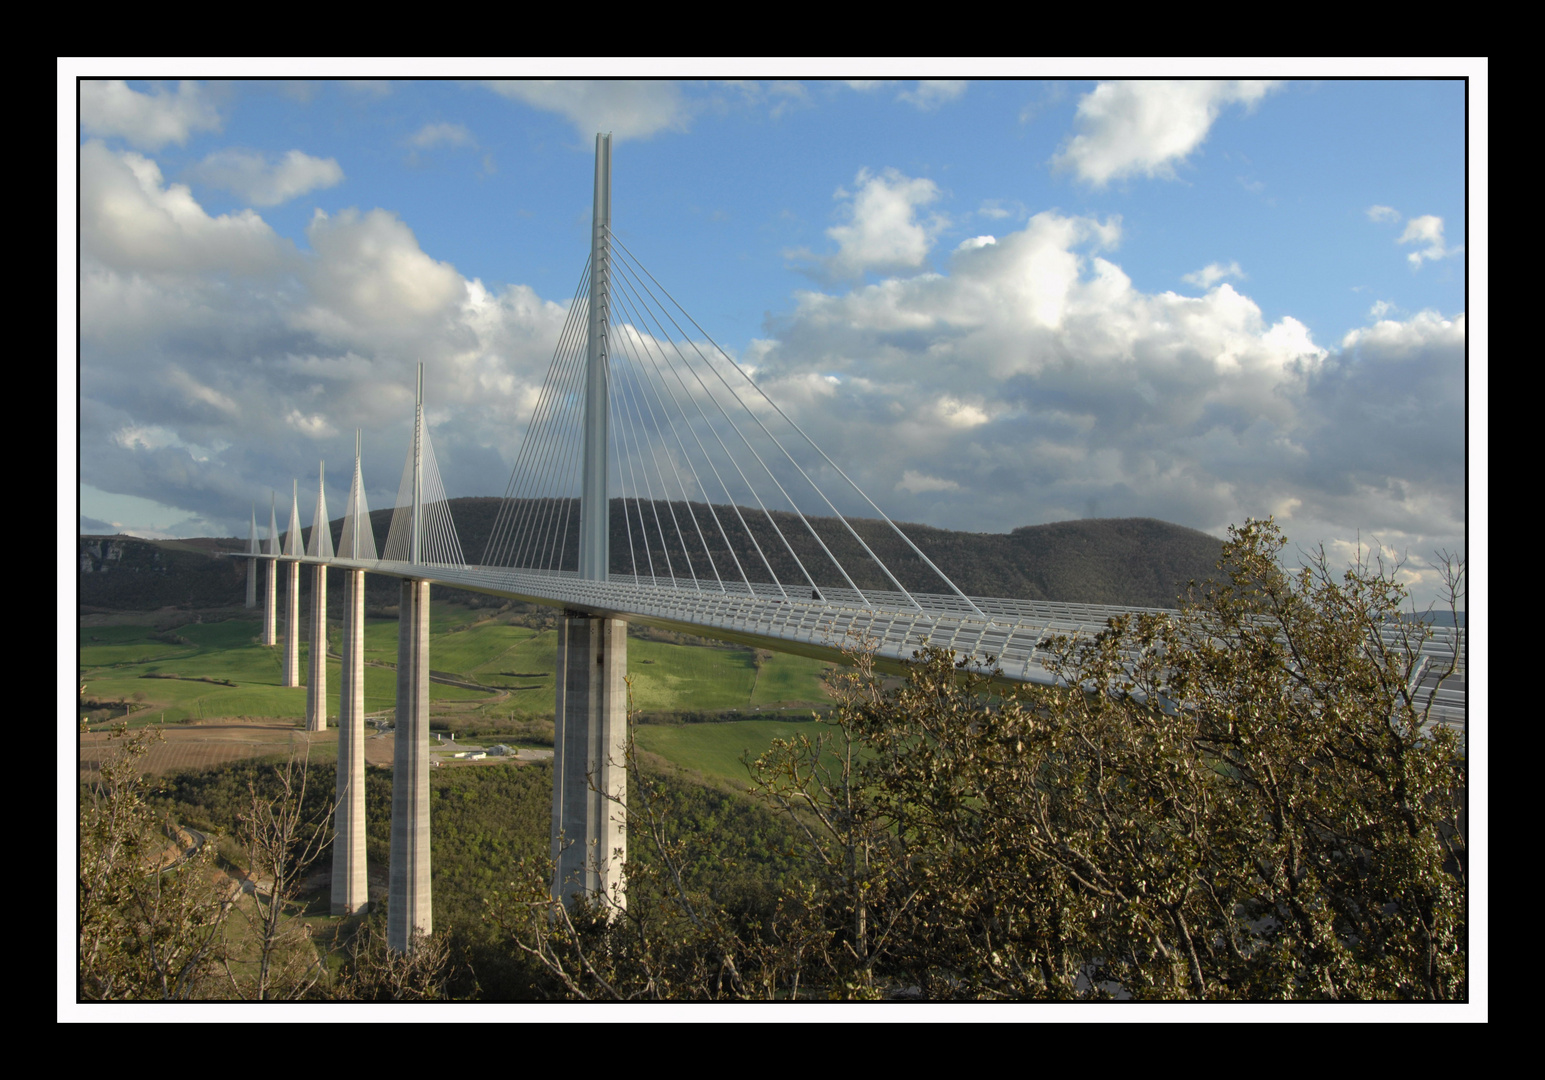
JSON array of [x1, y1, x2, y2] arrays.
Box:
[[79, 499, 1224, 614]]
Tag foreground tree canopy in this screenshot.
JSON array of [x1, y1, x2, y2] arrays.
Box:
[[498, 519, 1466, 1001]]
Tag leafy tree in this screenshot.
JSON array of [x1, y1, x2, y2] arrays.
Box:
[[218, 744, 336, 1000], [486, 732, 790, 1001], [78, 723, 230, 1000], [493, 518, 1466, 1001], [774, 518, 1466, 1000], [331, 915, 457, 1001]]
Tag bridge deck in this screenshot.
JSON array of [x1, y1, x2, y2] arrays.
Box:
[[241, 553, 1467, 733]]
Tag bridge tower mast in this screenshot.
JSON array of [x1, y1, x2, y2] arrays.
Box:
[[333, 431, 369, 916], [305, 461, 329, 732], [553, 133, 628, 909], [245, 506, 257, 608], [262, 493, 278, 646], [390, 364, 434, 950], [283, 481, 301, 688], [580, 133, 611, 580]]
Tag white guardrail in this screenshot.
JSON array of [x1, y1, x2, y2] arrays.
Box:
[[245, 553, 1466, 734]]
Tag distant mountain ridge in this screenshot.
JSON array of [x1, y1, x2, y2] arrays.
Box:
[[908, 516, 1224, 608], [79, 499, 1225, 613]]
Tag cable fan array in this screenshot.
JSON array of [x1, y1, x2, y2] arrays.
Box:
[[382, 408, 465, 567], [482, 228, 982, 616], [337, 437, 379, 561]]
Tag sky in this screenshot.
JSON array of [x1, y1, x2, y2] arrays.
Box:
[[63, 64, 1483, 609]]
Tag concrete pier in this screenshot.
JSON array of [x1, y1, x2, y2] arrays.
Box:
[[388, 578, 433, 951], [283, 561, 300, 688], [261, 560, 277, 646], [305, 564, 327, 731], [246, 508, 258, 609], [331, 567, 367, 916], [552, 612, 628, 908], [262, 498, 279, 646]]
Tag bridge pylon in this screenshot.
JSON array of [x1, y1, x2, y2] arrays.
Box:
[[245, 506, 257, 609], [282, 481, 302, 689], [261, 494, 278, 646], [306, 462, 332, 732], [333, 431, 373, 916], [389, 369, 434, 951], [552, 133, 629, 911]]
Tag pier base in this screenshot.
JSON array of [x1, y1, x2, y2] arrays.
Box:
[[552, 612, 628, 909]]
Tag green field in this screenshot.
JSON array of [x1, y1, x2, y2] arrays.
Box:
[[625, 637, 831, 713], [632, 717, 832, 786], [81, 613, 494, 726], [79, 601, 833, 731]]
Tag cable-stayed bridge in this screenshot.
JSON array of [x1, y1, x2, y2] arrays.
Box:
[[239, 136, 1466, 951]]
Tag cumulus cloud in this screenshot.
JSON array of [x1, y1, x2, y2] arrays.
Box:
[[818, 168, 946, 280], [80, 140, 294, 276], [344, 80, 392, 99], [1183, 260, 1245, 289], [285, 410, 337, 438], [898, 80, 967, 110], [1053, 80, 1281, 186], [1366, 204, 1401, 223], [407, 122, 476, 149], [293, 208, 469, 352], [80, 80, 222, 150], [484, 80, 690, 140], [167, 366, 239, 416], [937, 397, 990, 427], [715, 81, 812, 120], [897, 470, 960, 494], [748, 205, 1461, 593], [190, 148, 344, 206], [114, 424, 182, 452], [1398, 214, 1461, 268], [79, 142, 573, 536]]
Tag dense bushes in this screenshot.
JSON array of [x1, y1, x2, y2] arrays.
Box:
[[491, 520, 1467, 1001]]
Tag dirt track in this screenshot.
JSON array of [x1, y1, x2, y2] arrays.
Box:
[[79, 722, 546, 782], [78, 722, 332, 782]]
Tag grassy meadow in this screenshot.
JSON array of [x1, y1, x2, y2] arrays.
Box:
[[79, 600, 836, 783], [633, 717, 836, 784]]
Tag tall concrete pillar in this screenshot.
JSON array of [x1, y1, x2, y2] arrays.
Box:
[[552, 612, 628, 908], [332, 568, 367, 916], [263, 496, 279, 646], [246, 508, 258, 609], [283, 561, 300, 688], [388, 578, 432, 951], [306, 564, 328, 731], [261, 560, 277, 646]]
